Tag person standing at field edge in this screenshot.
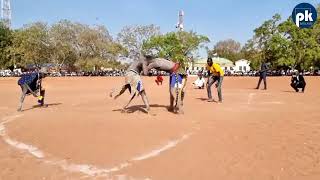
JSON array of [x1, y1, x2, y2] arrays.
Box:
[[256, 61, 269, 90]]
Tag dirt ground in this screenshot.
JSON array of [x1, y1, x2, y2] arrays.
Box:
[[0, 76, 320, 180]]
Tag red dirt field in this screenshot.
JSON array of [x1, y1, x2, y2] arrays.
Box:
[[0, 76, 320, 180]]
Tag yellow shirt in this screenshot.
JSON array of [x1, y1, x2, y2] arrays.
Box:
[[207, 63, 224, 76]]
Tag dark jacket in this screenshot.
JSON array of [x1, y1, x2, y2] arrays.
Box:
[[291, 75, 305, 85], [259, 63, 268, 76]]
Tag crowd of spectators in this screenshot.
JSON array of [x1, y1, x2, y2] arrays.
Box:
[[1, 69, 320, 77]]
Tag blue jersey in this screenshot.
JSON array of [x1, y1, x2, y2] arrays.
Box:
[[18, 73, 42, 94], [170, 73, 184, 88], [18, 73, 39, 86]]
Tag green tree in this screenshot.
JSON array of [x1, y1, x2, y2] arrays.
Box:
[[143, 31, 210, 68], [244, 5, 320, 70], [209, 39, 242, 62], [312, 5, 320, 69], [49, 21, 127, 71], [11, 22, 51, 68], [254, 14, 282, 64], [241, 38, 263, 70], [275, 6, 320, 70], [0, 22, 13, 69], [242, 14, 287, 70]]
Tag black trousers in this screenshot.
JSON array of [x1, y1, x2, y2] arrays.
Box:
[[256, 75, 267, 89], [291, 82, 306, 92]]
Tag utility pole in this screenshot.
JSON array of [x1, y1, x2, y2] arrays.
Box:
[[176, 10, 184, 31], [1, 0, 11, 28]]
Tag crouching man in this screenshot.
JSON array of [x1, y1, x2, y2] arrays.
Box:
[[291, 70, 306, 93], [17, 70, 47, 112]]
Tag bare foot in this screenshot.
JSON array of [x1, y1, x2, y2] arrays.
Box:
[[145, 106, 150, 112], [41, 104, 49, 108], [109, 89, 115, 98], [121, 109, 128, 113], [177, 109, 184, 114], [168, 107, 174, 112]]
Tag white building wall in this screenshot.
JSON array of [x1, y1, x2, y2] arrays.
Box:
[[235, 60, 251, 72]]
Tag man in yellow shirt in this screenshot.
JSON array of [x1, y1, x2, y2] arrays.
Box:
[[206, 57, 224, 103]]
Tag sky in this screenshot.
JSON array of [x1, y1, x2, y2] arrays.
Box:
[[6, 0, 320, 49]]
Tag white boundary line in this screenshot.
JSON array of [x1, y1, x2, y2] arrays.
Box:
[[0, 113, 196, 178]]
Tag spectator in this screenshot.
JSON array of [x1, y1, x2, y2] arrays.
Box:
[[256, 61, 269, 90], [193, 73, 206, 89], [291, 70, 306, 93]]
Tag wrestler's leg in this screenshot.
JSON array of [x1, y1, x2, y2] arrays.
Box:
[[111, 84, 130, 99], [140, 90, 150, 111]]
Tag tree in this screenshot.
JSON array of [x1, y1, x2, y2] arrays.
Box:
[[241, 14, 286, 70], [253, 14, 282, 65], [49, 20, 80, 70], [76, 24, 127, 71], [274, 8, 320, 70], [11, 22, 51, 68], [241, 38, 263, 70], [311, 5, 320, 69], [143, 31, 210, 68], [2, 19, 130, 71], [0, 21, 13, 69], [209, 39, 242, 62], [243, 5, 320, 70], [49, 20, 127, 71], [117, 24, 160, 59]]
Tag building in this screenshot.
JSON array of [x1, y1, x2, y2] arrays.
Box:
[[189, 57, 235, 73], [234, 59, 251, 72]]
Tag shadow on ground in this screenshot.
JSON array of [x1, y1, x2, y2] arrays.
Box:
[[113, 104, 170, 114], [282, 90, 302, 93], [196, 98, 209, 101], [22, 103, 62, 112]]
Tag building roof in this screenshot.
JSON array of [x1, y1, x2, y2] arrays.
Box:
[[194, 57, 235, 67], [236, 59, 250, 63]]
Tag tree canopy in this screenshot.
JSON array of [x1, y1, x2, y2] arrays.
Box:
[[241, 5, 320, 70], [143, 31, 210, 68], [1, 20, 127, 71]]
